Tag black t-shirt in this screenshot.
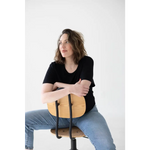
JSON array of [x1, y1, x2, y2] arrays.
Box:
[[43, 56, 95, 113]]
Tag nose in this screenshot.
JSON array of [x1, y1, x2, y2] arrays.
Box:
[[61, 43, 66, 49]]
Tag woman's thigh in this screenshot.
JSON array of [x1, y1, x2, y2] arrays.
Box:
[[25, 109, 69, 130], [74, 105, 115, 149]]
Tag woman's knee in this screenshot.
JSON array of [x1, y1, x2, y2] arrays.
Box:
[[100, 138, 115, 150], [91, 136, 116, 150], [76, 111, 116, 150]]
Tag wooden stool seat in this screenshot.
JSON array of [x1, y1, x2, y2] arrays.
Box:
[[51, 126, 85, 138]]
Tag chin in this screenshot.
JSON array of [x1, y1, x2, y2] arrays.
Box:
[[61, 54, 66, 58], [61, 54, 68, 58], [61, 53, 73, 59]]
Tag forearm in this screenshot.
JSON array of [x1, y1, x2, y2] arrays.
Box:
[[42, 80, 90, 104], [42, 86, 72, 104], [54, 82, 73, 89]]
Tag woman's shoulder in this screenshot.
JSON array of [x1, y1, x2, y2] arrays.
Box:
[[49, 61, 63, 69], [50, 61, 63, 66], [80, 55, 94, 63]]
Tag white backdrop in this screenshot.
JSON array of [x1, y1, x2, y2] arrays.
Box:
[[25, 0, 125, 149]]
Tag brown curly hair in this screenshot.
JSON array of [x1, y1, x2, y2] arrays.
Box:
[[54, 29, 87, 64]]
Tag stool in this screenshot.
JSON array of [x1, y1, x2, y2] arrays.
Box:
[[47, 93, 86, 150], [51, 126, 85, 150]]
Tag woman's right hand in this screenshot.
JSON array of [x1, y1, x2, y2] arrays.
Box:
[[70, 79, 89, 97]]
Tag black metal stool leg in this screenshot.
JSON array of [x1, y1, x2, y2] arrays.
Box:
[[70, 138, 77, 150], [68, 94, 78, 150]]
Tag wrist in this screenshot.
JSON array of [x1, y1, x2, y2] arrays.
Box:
[[68, 84, 74, 94]]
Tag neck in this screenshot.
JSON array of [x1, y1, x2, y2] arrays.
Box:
[[65, 57, 75, 66], [64, 57, 78, 73]]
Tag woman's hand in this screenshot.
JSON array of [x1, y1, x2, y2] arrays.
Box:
[[52, 79, 90, 97], [70, 79, 90, 97], [42, 80, 90, 103], [52, 82, 58, 91]]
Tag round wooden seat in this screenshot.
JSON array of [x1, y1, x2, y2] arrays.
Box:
[[51, 126, 85, 138]]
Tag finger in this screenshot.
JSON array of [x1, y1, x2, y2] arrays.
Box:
[[83, 85, 89, 89], [82, 90, 89, 95], [83, 88, 89, 92]]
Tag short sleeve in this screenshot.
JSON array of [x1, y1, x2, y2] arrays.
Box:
[[80, 56, 95, 86], [43, 62, 57, 84]]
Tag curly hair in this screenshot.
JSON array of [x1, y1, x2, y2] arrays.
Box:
[[54, 29, 87, 64]]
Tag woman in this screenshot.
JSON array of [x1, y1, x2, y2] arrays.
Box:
[[25, 29, 116, 150]]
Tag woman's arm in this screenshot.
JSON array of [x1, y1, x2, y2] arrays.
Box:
[[41, 80, 90, 104], [52, 82, 74, 91], [54, 79, 91, 90], [41, 83, 71, 104]]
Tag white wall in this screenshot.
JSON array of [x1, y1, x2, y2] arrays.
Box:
[[25, 0, 125, 149]]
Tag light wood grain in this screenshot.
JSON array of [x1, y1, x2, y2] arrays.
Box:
[[47, 94, 86, 138], [51, 126, 85, 138], [47, 94, 86, 118]]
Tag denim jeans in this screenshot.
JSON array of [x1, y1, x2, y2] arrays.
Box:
[[25, 105, 116, 150]]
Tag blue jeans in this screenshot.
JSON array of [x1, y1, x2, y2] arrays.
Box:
[[25, 105, 116, 150]]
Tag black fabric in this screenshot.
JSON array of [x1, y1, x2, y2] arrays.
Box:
[[43, 56, 95, 113]]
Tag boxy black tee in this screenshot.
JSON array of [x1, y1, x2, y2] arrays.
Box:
[[43, 56, 95, 113]]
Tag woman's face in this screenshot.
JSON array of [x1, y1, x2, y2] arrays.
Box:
[[59, 34, 73, 59]]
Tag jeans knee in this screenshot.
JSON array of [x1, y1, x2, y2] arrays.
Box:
[[90, 136, 115, 150], [97, 138, 116, 150]]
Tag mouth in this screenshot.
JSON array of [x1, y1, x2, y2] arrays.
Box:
[[62, 50, 67, 53]]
